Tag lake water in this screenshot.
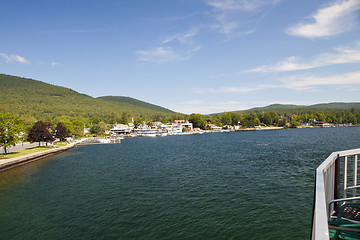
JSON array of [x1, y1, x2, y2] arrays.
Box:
[[1, 127, 360, 239]]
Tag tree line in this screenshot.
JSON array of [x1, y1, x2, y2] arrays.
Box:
[[1, 108, 360, 154], [189, 109, 360, 129]]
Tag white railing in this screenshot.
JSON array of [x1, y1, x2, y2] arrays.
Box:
[[311, 148, 360, 239]]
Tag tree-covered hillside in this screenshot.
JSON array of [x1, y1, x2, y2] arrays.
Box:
[[98, 96, 174, 114], [242, 103, 360, 115], [0, 74, 174, 122]]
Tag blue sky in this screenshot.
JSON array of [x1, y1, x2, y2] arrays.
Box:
[[1, 0, 360, 114]]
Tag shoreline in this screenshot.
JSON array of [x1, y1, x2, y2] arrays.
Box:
[[0, 139, 87, 172]]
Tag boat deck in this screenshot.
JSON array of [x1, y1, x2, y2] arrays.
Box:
[[312, 148, 360, 239]]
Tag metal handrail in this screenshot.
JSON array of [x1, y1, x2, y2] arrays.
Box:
[[345, 185, 360, 191], [329, 196, 360, 204], [311, 148, 360, 240]]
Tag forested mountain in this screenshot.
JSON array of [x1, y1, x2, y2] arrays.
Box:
[[98, 96, 173, 114], [0, 74, 174, 122], [243, 103, 360, 115]]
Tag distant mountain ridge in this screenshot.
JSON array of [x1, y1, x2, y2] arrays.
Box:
[[243, 102, 360, 114], [1, 74, 359, 120], [0, 74, 175, 120]]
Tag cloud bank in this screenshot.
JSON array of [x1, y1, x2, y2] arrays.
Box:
[[287, 0, 360, 38], [247, 42, 360, 72]]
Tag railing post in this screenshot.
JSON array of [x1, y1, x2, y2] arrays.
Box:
[[334, 155, 340, 213], [354, 155, 358, 199], [344, 156, 348, 199]]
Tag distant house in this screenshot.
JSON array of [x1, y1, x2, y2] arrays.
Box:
[[315, 121, 330, 127], [153, 122, 163, 127], [110, 124, 133, 135], [174, 120, 186, 124], [211, 125, 222, 132], [179, 122, 193, 131], [84, 128, 91, 135]]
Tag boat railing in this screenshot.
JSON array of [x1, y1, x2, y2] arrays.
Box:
[[311, 148, 360, 239]]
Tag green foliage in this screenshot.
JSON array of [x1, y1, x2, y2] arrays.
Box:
[[120, 112, 129, 124], [90, 122, 107, 135], [98, 96, 174, 114], [230, 112, 241, 125], [211, 114, 223, 127], [242, 112, 260, 127], [315, 111, 326, 122], [0, 110, 22, 154], [133, 118, 143, 128], [189, 114, 206, 130], [0, 74, 175, 123], [221, 112, 232, 125]]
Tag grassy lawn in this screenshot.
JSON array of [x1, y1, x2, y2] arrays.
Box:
[[1, 146, 51, 159], [53, 141, 68, 147], [1, 142, 69, 159]]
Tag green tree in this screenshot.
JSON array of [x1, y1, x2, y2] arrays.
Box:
[[326, 113, 337, 123], [0, 110, 22, 154], [90, 124, 102, 135], [242, 112, 260, 127], [189, 114, 206, 130], [262, 112, 273, 126], [27, 121, 54, 146], [289, 119, 300, 128], [120, 112, 129, 124], [71, 119, 85, 137], [221, 112, 232, 125], [315, 111, 326, 122], [133, 118, 143, 128], [345, 112, 357, 124], [230, 112, 241, 125], [211, 114, 223, 127]]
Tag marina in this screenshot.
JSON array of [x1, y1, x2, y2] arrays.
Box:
[[77, 137, 123, 145]]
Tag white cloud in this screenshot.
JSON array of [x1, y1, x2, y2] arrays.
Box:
[[193, 71, 360, 95], [162, 30, 198, 44], [51, 62, 59, 66], [247, 42, 360, 72], [205, 0, 277, 12], [205, 0, 280, 34], [282, 71, 360, 90], [0, 53, 30, 64], [135, 46, 201, 63], [287, 0, 360, 38]]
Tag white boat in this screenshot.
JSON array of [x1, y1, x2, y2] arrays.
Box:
[[97, 138, 111, 143], [135, 129, 158, 137]]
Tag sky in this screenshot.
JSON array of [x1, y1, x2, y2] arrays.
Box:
[[1, 0, 360, 114]]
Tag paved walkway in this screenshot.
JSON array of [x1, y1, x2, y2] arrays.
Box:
[[0, 139, 88, 171]]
